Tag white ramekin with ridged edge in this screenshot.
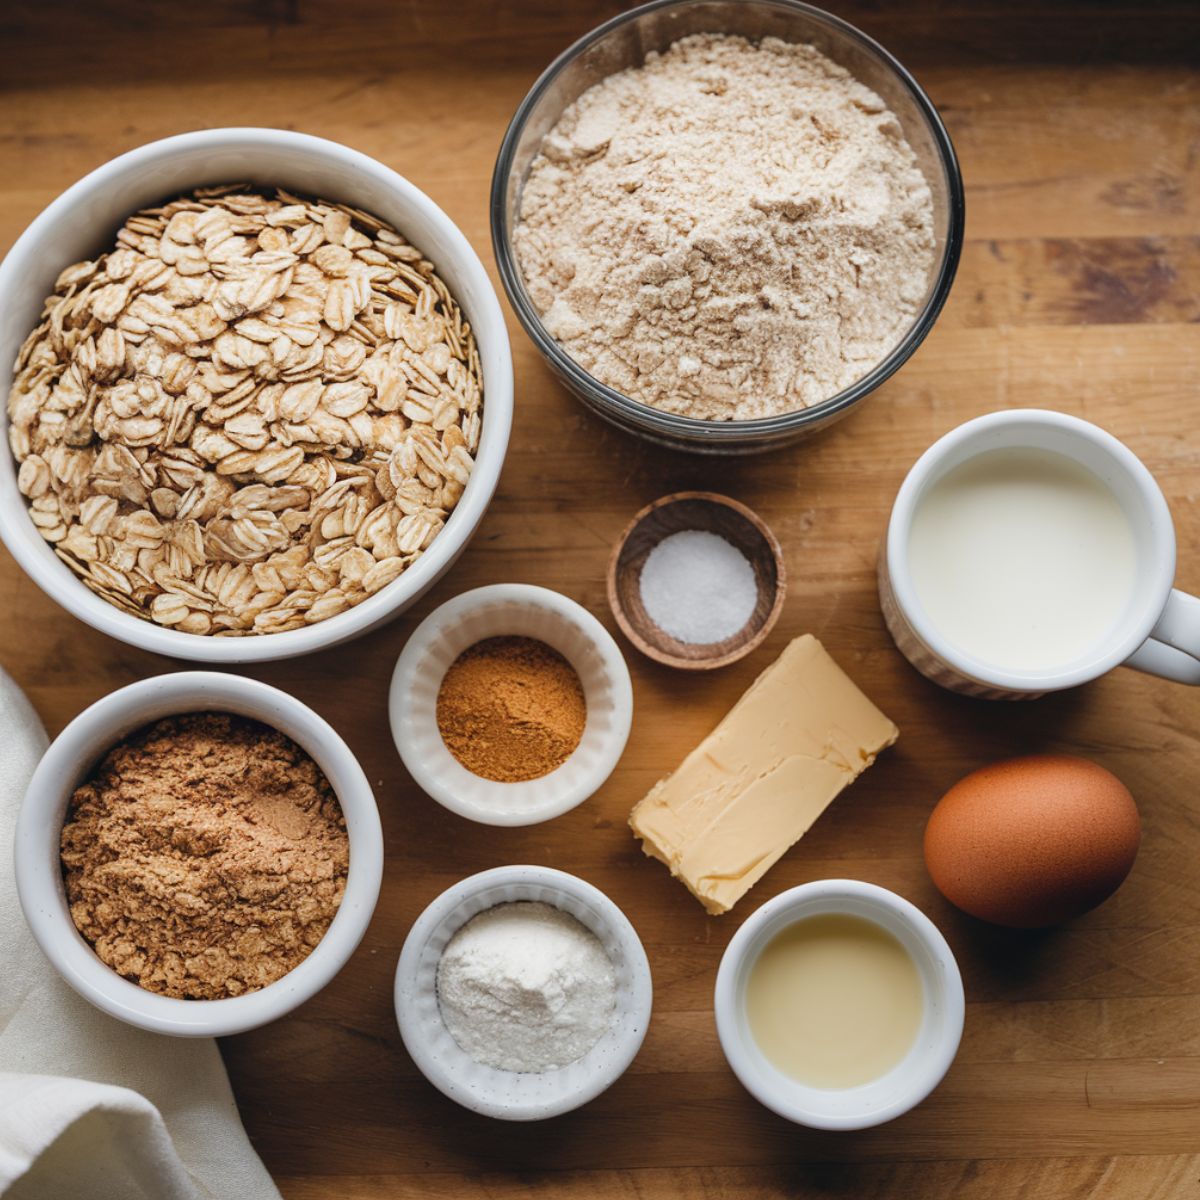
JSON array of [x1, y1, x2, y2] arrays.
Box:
[[388, 583, 633, 826], [394, 865, 652, 1120], [14, 671, 383, 1037]]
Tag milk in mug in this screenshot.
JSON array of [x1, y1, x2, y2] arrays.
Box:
[[907, 447, 1138, 672]]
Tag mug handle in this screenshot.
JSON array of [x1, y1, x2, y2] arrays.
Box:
[[1125, 589, 1200, 685]]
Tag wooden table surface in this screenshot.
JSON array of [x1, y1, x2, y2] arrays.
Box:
[[4, 2, 1200, 1197]]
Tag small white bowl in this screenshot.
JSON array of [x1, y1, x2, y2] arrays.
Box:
[[0, 128, 513, 663], [14, 672, 384, 1037], [388, 584, 633, 825], [394, 865, 652, 1120], [714, 880, 964, 1130]]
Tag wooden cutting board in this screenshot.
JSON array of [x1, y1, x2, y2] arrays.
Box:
[[2, 2, 1199, 1196]]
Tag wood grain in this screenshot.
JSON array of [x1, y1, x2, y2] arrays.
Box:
[[3, 3, 1200, 1198]]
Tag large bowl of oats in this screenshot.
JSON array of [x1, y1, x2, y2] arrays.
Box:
[[0, 129, 512, 660]]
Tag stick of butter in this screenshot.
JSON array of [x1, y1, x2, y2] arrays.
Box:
[[629, 634, 898, 914]]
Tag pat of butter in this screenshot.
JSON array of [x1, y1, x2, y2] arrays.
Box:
[[629, 635, 898, 914]]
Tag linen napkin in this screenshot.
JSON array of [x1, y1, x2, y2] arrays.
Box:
[[0, 668, 280, 1200]]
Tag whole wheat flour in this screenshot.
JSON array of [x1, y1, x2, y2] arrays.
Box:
[[514, 34, 936, 421]]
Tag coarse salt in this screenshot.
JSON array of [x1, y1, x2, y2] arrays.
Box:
[[639, 529, 758, 645]]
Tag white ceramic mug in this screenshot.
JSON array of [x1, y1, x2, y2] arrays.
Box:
[[880, 409, 1200, 699]]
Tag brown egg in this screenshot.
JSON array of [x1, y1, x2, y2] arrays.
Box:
[[924, 754, 1140, 928]]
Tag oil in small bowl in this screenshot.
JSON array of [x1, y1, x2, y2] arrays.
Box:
[[743, 913, 924, 1089]]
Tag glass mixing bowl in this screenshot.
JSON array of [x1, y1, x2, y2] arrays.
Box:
[[491, 0, 964, 455]]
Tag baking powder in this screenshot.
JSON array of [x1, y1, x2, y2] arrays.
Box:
[[436, 901, 616, 1072]]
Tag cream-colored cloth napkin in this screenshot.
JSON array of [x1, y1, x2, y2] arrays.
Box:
[[0, 669, 281, 1200]]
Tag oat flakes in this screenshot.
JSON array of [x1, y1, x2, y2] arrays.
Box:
[[8, 186, 483, 635]]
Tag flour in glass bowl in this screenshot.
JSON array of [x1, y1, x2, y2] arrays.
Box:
[[514, 34, 936, 421], [436, 901, 617, 1073]]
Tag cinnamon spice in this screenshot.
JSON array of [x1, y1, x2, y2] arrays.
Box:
[[436, 636, 587, 782]]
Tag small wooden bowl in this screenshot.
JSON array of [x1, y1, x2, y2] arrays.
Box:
[[607, 492, 786, 671]]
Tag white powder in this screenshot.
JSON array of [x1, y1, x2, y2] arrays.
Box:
[[436, 901, 616, 1073], [515, 34, 936, 421], [640, 530, 758, 644]]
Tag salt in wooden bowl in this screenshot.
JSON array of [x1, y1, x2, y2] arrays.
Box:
[[606, 492, 786, 670]]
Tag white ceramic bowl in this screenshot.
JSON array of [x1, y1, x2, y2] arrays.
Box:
[[0, 128, 513, 663], [388, 584, 633, 825], [14, 671, 384, 1037], [714, 880, 964, 1130], [394, 865, 652, 1120]]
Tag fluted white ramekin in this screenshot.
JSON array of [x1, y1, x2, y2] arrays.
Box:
[[388, 584, 633, 825], [394, 865, 652, 1120]]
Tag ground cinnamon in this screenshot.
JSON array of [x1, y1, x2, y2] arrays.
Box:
[[436, 636, 587, 782], [60, 713, 348, 1000]]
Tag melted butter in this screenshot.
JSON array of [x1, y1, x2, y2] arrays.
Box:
[[745, 914, 924, 1089]]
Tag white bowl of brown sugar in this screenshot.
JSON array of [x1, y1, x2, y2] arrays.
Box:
[[14, 671, 383, 1037]]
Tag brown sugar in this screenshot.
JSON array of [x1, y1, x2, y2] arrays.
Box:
[[436, 636, 587, 782], [59, 713, 349, 1001]]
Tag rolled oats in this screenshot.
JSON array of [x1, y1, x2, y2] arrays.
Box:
[[8, 186, 484, 636]]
